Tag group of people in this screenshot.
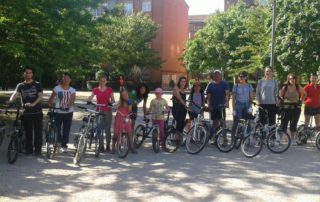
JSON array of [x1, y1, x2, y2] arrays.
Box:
[[7, 66, 320, 156]]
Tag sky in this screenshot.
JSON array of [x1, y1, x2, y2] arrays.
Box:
[[185, 0, 224, 15]]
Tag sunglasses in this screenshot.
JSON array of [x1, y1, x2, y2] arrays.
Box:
[[289, 78, 296, 80]]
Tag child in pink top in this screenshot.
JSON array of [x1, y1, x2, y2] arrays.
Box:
[[112, 89, 136, 153]]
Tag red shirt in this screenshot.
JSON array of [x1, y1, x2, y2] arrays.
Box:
[[93, 87, 113, 112], [304, 83, 320, 108]]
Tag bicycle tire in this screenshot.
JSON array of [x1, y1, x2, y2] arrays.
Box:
[[152, 128, 160, 153], [164, 128, 182, 153], [118, 133, 130, 158], [216, 128, 234, 153], [73, 135, 87, 164], [267, 129, 291, 154], [94, 130, 102, 158], [185, 125, 208, 155], [296, 125, 307, 145], [315, 131, 320, 151], [241, 133, 263, 158], [46, 125, 58, 159], [74, 124, 85, 149], [234, 126, 243, 149], [7, 135, 19, 164], [134, 124, 145, 148]]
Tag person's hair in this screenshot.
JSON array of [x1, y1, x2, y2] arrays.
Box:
[[63, 73, 72, 79], [98, 74, 108, 81], [265, 66, 273, 72], [119, 89, 129, 107], [310, 73, 318, 77], [237, 71, 248, 83], [286, 73, 299, 85], [135, 82, 149, 101], [24, 66, 34, 73], [177, 76, 187, 89]]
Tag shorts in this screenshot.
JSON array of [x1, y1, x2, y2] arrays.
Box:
[[210, 107, 226, 121], [304, 107, 320, 116]]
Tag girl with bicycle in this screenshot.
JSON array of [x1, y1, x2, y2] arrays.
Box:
[[48, 73, 76, 153], [87, 74, 115, 152], [148, 88, 169, 150], [186, 80, 205, 130], [231, 71, 254, 136], [280, 73, 304, 145], [112, 89, 136, 154], [172, 76, 188, 133], [130, 83, 149, 129]]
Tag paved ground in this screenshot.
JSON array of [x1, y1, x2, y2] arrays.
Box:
[[0, 91, 320, 202]]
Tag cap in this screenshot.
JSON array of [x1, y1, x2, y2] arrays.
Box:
[[214, 69, 222, 74], [155, 88, 163, 94]]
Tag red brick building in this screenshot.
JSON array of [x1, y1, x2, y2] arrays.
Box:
[[189, 15, 209, 39], [101, 0, 189, 88]]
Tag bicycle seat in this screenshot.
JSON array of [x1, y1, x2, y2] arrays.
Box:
[[82, 117, 94, 123], [143, 117, 150, 123]]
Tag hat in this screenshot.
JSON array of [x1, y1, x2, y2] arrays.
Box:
[[155, 88, 163, 94], [214, 69, 222, 74]]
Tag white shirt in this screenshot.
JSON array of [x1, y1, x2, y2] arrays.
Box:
[[54, 85, 76, 113]]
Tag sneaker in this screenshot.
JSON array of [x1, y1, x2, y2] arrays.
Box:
[[291, 139, 297, 146], [59, 147, 68, 153]]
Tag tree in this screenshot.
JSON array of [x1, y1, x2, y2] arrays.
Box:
[[275, 0, 320, 81], [183, 1, 271, 78], [97, 12, 163, 77]]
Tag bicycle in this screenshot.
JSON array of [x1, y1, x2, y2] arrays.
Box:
[[114, 110, 133, 158], [163, 107, 183, 153], [315, 131, 320, 150], [134, 113, 160, 153], [252, 101, 291, 154], [45, 107, 68, 159], [0, 113, 6, 147], [296, 117, 320, 146], [73, 103, 109, 165], [4, 105, 26, 164]]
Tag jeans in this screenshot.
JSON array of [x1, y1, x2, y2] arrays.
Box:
[[232, 102, 250, 135], [55, 112, 73, 148], [23, 113, 43, 153]]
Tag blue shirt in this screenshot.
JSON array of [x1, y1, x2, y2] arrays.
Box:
[[206, 81, 229, 108], [232, 83, 253, 103]]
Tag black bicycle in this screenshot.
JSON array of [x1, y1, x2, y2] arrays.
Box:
[[5, 106, 26, 164], [45, 107, 68, 159], [163, 107, 182, 153]]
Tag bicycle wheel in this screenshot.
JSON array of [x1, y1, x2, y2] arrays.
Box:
[[74, 124, 85, 149], [7, 135, 19, 164], [134, 124, 145, 148], [164, 128, 182, 153], [185, 125, 208, 155], [296, 125, 307, 145], [152, 128, 160, 153], [315, 131, 320, 151], [234, 126, 243, 149], [241, 133, 263, 158], [46, 125, 58, 159], [267, 129, 291, 154], [118, 133, 129, 158], [216, 129, 234, 153], [73, 135, 87, 165]]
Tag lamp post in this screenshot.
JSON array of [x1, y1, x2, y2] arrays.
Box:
[[270, 0, 276, 68]]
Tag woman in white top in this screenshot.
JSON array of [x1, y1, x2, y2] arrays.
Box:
[[48, 73, 76, 153]]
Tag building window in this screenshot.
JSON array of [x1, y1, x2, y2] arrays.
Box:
[[142, 0, 152, 12], [124, 2, 133, 15]]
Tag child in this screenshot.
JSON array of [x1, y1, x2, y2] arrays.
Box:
[[148, 88, 169, 150], [112, 89, 136, 153], [187, 81, 205, 129]]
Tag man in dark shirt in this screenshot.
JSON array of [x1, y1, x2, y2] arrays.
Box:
[[9, 66, 43, 156], [206, 69, 229, 130]]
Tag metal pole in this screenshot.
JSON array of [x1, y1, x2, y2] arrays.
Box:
[[270, 0, 276, 68]]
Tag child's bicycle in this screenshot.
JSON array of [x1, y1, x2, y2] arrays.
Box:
[[115, 111, 134, 158], [163, 107, 183, 153], [134, 113, 161, 153]]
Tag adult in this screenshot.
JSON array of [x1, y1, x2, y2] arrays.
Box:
[[130, 82, 149, 129], [48, 73, 76, 153], [280, 73, 304, 144], [231, 71, 254, 135], [256, 67, 279, 126], [206, 70, 229, 131], [303, 73, 320, 126], [87, 75, 115, 152], [9, 66, 43, 156], [172, 76, 188, 133]]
